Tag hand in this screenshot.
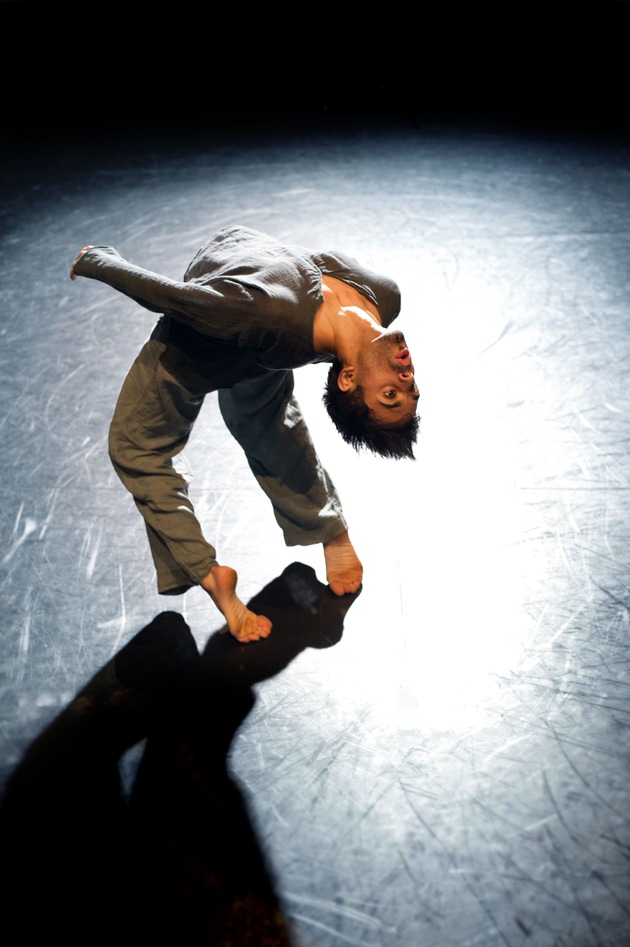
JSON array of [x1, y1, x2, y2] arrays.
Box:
[[69, 245, 93, 280]]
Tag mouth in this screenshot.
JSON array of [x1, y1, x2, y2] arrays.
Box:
[[395, 348, 411, 364]]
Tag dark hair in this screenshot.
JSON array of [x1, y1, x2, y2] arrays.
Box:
[[323, 361, 419, 460]]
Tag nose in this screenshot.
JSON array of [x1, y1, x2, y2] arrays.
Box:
[[398, 371, 418, 395]]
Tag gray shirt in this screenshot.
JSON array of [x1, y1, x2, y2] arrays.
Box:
[[73, 225, 401, 391]]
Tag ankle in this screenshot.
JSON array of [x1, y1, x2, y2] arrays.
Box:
[[324, 529, 350, 549]]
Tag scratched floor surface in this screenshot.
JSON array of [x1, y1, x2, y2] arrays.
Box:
[[1, 114, 629, 946]]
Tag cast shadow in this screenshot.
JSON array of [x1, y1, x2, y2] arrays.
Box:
[[0, 562, 361, 946]]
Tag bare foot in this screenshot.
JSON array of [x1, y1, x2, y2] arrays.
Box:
[[323, 530, 363, 596], [201, 565, 272, 643]]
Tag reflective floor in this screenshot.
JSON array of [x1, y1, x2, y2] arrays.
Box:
[[1, 113, 629, 945]]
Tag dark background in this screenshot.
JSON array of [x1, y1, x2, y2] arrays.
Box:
[[3, 3, 629, 162]]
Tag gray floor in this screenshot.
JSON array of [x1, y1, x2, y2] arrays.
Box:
[[1, 115, 629, 945]]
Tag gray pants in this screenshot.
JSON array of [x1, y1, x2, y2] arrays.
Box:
[[108, 337, 347, 594]]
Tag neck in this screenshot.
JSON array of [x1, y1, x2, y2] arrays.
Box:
[[313, 276, 383, 359]]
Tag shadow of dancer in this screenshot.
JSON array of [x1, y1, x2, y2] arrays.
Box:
[[0, 562, 361, 946]]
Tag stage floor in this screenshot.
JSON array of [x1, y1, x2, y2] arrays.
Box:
[[1, 115, 629, 945]]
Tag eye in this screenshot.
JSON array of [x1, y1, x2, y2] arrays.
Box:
[[383, 389, 397, 399]]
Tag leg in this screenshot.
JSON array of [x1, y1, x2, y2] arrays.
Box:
[[109, 340, 271, 641], [109, 339, 214, 592], [218, 372, 362, 595]]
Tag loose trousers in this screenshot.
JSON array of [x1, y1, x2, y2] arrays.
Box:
[[108, 337, 347, 594]]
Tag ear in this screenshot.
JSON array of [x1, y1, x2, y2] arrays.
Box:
[[337, 366, 356, 392]]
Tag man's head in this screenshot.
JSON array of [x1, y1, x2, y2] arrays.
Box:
[[322, 331, 420, 460]]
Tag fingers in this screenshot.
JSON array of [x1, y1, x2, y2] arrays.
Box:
[[69, 245, 93, 280]]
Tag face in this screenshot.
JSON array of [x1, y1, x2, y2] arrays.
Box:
[[355, 331, 420, 426]]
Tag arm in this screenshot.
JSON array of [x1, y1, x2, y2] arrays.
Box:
[[70, 245, 261, 340]]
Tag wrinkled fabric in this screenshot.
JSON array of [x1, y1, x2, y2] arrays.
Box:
[[76, 226, 400, 592]]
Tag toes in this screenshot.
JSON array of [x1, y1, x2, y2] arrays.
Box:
[[328, 575, 362, 596], [231, 613, 272, 643], [234, 629, 261, 643]]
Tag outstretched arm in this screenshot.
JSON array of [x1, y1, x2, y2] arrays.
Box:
[[70, 244, 261, 339]]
